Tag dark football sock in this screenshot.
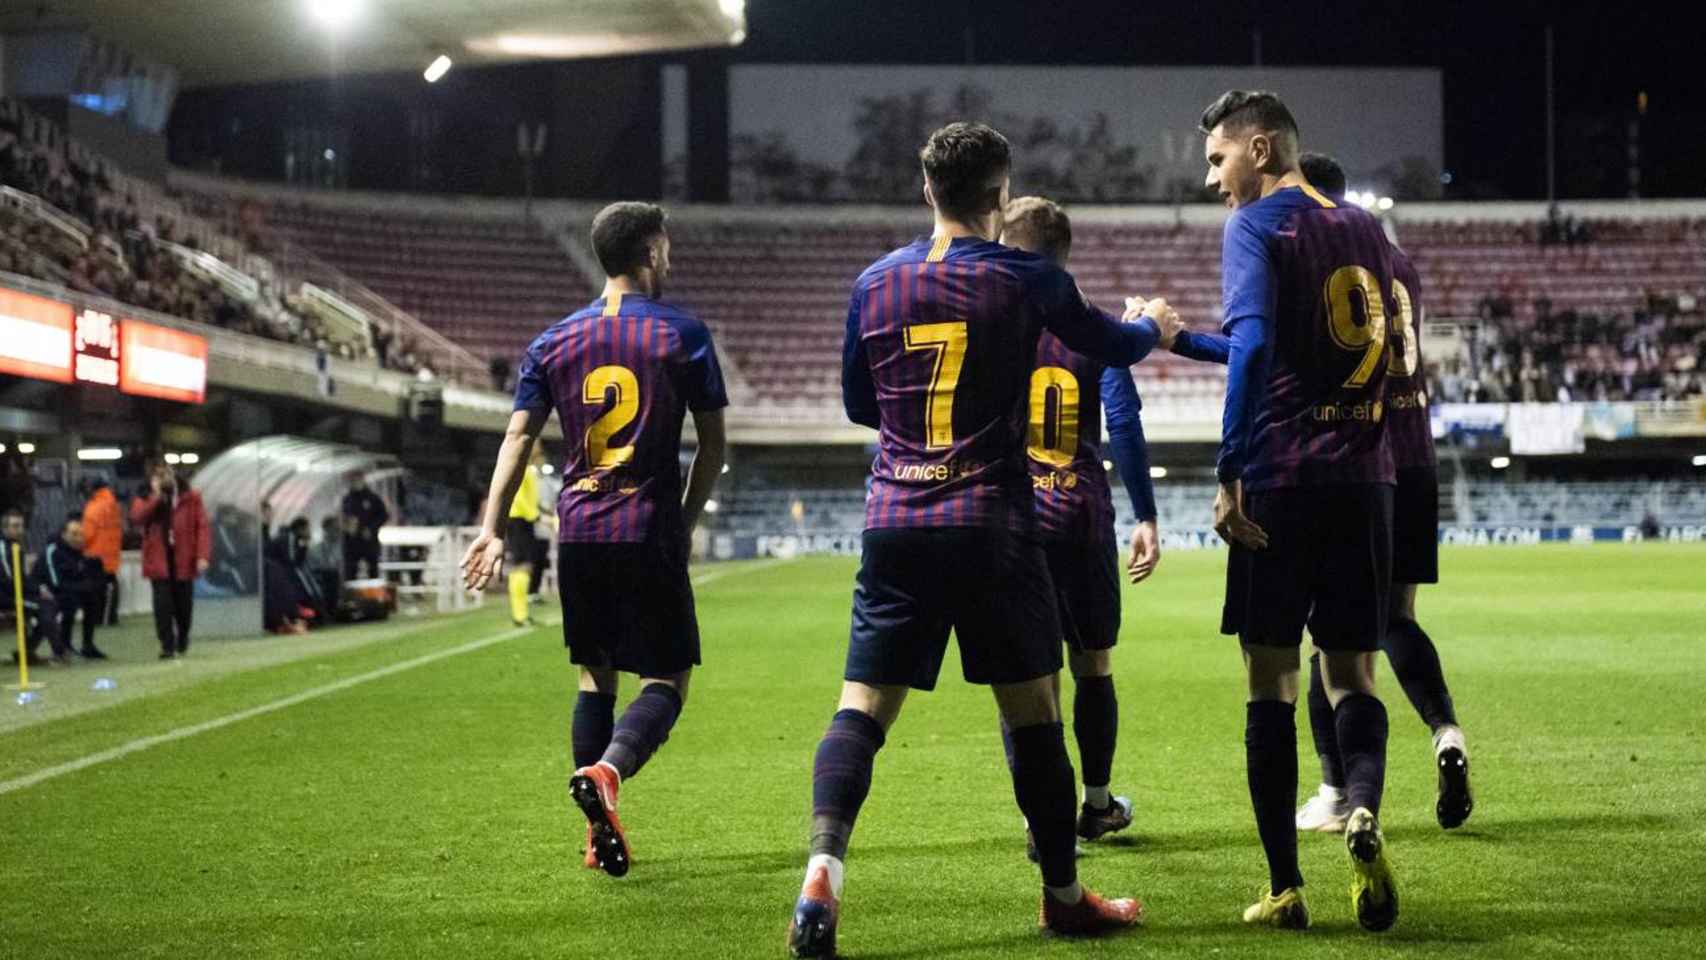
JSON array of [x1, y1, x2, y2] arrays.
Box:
[[998, 717, 1018, 778], [809, 708, 886, 860], [1382, 618, 1459, 732], [1072, 675, 1118, 796], [1245, 700, 1304, 895], [1334, 693, 1390, 817], [571, 691, 617, 770], [599, 683, 683, 780], [1306, 654, 1346, 789], [1007, 721, 1078, 888]]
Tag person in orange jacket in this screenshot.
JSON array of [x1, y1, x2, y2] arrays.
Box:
[[80, 477, 122, 629], [130, 464, 211, 659]]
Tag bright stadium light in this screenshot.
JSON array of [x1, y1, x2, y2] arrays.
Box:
[[1149, 466, 1168, 479], [77, 448, 122, 461], [306, 0, 362, 31], [721, 463, 731, 474], [424, 54, 453, 83], [1490, 456, 1511, 470], [1377, 196, 1395, 211], [1693, 454, 1706, 467], [1102, 459, 1114, 471], [16, 442, 35, 454], [540, 464, 554, 475], [0, 444, 6, 454], [703, 499, 720, 514], [164, 453, 182, 465], [181, 452, 201, 465]]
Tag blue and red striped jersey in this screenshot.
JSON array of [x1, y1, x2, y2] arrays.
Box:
[[1217, 186, 1397, 491], [843, 235, 1159, 531], [513, 292, 728, 543], [1028, 333, 1156, 543], [1386, 247, 1437, 472]]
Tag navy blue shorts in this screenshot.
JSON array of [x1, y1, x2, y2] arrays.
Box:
[[845, 527, 1062, 691], [1044, 538, 1121, 652], [1392, 467, 1440, 585], [557, 536, 700, 677], [1221, 483, 1394, 652]]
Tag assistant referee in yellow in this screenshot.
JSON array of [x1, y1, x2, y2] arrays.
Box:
[[504, 445, 546, 626]]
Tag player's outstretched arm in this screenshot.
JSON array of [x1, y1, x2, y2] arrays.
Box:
[[462, 407, 549, 591], [1100, 366, 1161, 583], [682, 408, 727, 537], [1172, 330, 1231, 365], [1035, 268, 1160, 368]]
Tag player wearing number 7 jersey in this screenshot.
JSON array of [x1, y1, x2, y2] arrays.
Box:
[[460, 201, 728, 879], [788, 123, 1170, 958], [1194, 91, 1400, 934]]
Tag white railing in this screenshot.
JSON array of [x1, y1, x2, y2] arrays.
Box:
[[0, 184, 91, 250], [378, 526, 487, 614], [299, 282, 373, 347], [157, 237, 260, 303]]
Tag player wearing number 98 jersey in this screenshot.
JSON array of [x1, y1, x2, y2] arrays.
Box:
[[789, 123, 1165, 958], [465, 201, 728, 880], [1194, 90, 1399, 933]]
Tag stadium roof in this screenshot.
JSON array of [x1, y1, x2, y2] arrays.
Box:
[[4, 0, 747, 87]]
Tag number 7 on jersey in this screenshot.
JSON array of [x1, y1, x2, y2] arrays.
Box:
[[903, 321, 968, 450]]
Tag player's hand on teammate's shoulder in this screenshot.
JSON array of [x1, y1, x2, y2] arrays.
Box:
[[459, 530, 506, 591], [1127, 519, 1161, 584], [1213, 480, 1269, 550]]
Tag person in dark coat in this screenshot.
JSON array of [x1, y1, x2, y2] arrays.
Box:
[[37, 514, 106, 659], [340, 473, 389, 580], [2, 507, 63, 665]]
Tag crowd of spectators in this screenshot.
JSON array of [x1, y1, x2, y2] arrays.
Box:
[[1428, 295, 1706, 404], [0, 98, 436, 378]]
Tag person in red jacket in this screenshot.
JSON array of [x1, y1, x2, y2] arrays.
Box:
[[130, 464, 211, 659]]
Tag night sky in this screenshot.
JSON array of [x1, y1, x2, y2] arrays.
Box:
[[736, 1, 1702, 201]]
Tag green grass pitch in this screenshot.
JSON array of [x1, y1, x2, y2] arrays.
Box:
[[2, 544, 1704, 958]]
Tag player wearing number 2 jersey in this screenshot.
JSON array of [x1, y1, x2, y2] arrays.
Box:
[[789, 123, 1170, 957], [460, 201, 728, 880], [1196, 91, 1400, 934]]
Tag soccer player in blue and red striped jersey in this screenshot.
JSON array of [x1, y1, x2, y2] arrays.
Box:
[[787, 123, 1175, 957], [1193, 91, 1401, 932], [997, 196, 1165, 857], [461, 201, 728, 879], [1285, 155, 1473, 837]]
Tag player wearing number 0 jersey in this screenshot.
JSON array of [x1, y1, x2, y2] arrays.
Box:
[[789, 123, 1170, 958], [462, 202, 728, 880], [1283, 155, 1473, 839], [998, 196, 1161, 856], [1191, 91, 1400, 934]]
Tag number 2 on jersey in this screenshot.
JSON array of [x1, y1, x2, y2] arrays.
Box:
[[1027, 366, 1080, 467], [582, 365, 639, 468], [904, 321, 968, 450], [1323, 265, 1388, 388]]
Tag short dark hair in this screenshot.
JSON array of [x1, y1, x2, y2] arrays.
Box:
[[1299, 152, 1347, 196], [64, 512, 81, 528], [1, 507, 22, 525], [1003, 196, 1072, 266], [1198, 90, 1300, 141], [590, 202, 667, 278], [920, 122, 1011, 221]]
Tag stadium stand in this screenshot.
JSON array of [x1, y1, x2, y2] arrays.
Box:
[[0, 97, 484, 385], [155, 170, 1706, 416], [228, 200, 591, 372]]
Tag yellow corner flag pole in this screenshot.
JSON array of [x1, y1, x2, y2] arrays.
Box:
[[11, 542, 30, 691]]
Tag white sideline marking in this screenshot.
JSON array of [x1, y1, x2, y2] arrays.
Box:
[[0, 625, 531, 797], [0, 559, 789, 797]]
